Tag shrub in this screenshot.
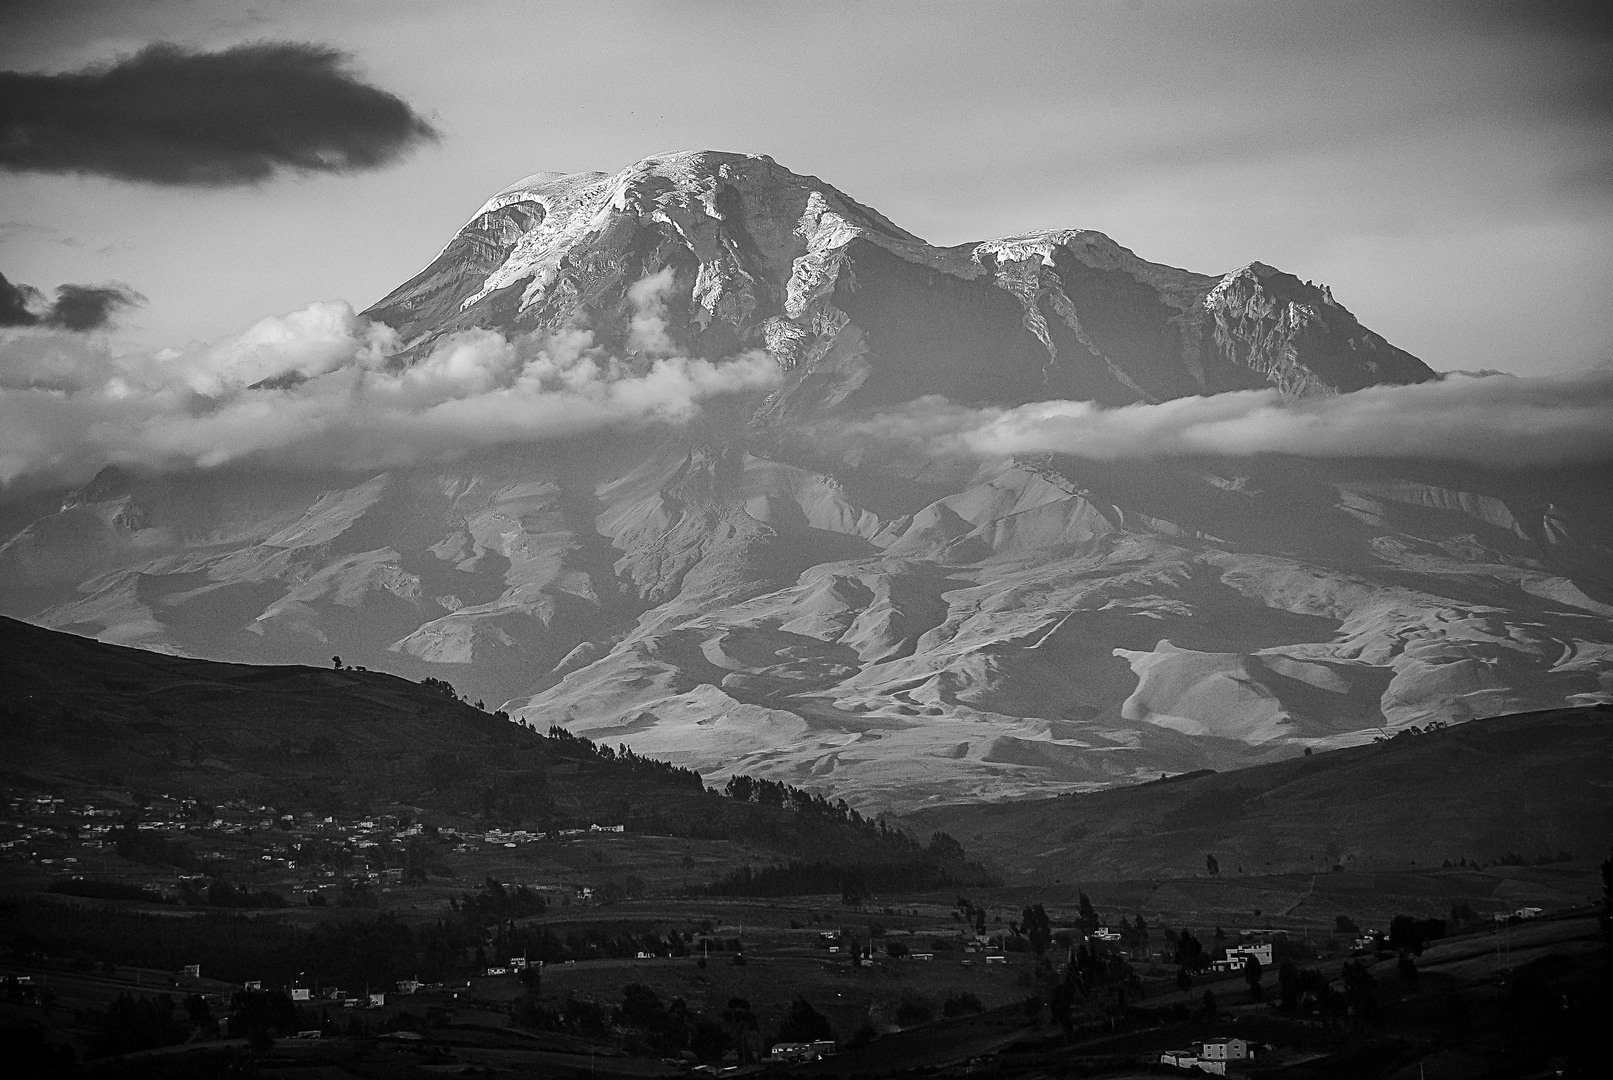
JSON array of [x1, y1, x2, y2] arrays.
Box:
[[895, 991, 935, 1027]]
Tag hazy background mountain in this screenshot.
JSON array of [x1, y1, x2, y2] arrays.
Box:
[[3, 151, 1609, 811]]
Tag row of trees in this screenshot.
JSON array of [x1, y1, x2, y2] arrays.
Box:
[[511, 982, 836, 1065], [545, 725, 706, 791], [704, 853, 987, 902], [721, 772, 918, 844]]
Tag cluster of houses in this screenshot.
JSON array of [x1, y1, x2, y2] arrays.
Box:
[[1160, 1036, 1257, 1074], [0, 795, 121, 865], [457, 822, 625, 852], [283, 984, 391, 1008], [768, 1039, 836, 1063], [3, 789, 629, 908]]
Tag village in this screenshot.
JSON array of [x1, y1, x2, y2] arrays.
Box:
[[1, 788, 628, 908]]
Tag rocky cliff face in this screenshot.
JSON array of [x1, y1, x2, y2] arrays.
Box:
[[2, 151, 1606, 811]]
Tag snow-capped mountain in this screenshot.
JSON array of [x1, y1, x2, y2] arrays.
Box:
[[2, 151, 1607, 810], [367, 150, 1434, 409]]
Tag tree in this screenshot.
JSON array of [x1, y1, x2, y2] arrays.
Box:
[[1397, 953, 1419, 987], [723, 997, 758, 1064], [1175, 967, 1192, 994], [1206, 853, 1220, 876], [331, 655, 341, 669], [1243, 954, 1264, 1002], [1278, 960, 1300, 1012], [943, 991, 984, 1018], [1335, 914, 1360, 935], [774, 997, 832, 1044], [1126, 913, 1150, 955], [895, 991, 935, 1027], [1341, 959, 1378, 1027], [1174, 929, 1205, 970], [1388, 915, 1446, 956], [620, 983, 664, 1028], [1077, 891, 1099, 932], [1201, 989, 1217, 1018], [1019, 903, 1052, 955]]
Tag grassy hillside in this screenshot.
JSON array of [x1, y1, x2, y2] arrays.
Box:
[[903, 705, 1613, 880], [0, 615, 935, 867]]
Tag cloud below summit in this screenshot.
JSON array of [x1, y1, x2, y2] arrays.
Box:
[[0, 284, 782, 492], [826, 372, 1613, 470]]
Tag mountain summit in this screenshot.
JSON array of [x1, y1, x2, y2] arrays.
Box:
[[366, 150, 1434, 411], [2, 152, 1605, 810]]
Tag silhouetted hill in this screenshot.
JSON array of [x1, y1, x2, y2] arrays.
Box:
[[0, 616, 925, 864], [903, 705, 1613, 879]]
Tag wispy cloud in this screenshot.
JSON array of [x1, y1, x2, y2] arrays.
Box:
[[819, 371, 1613, 470]]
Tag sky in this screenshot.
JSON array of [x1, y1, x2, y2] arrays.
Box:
[[0, 0, 1610, 379]]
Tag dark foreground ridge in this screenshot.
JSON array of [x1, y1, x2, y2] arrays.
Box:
[[905, 703, 1613, 879], [0, 615, 953, 868]]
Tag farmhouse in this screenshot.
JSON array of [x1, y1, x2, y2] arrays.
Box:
[[1202, 1036, 1254, 1060], [1161, 1036, 1255, 1071]]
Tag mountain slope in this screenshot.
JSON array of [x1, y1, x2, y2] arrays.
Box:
[[901, 704, 1613, 879], [1, 151, 1608, 811]]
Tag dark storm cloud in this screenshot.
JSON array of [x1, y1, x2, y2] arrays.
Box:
[[1474, 0, 1613, 39], [0, 270, 142, 330], [47, 283, 144, 330], [0, 272, 39, 327], [0, 41, 438, 186]]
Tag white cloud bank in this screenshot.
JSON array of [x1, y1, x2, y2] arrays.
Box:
[[0, 273, 782, 491], [826, 370, 1613, 470], [4, 268, 1611, 498]]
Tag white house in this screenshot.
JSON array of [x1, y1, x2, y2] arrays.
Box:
[[1201, 1036, 1253, 1061], [1225, 942, 1272, 966]]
